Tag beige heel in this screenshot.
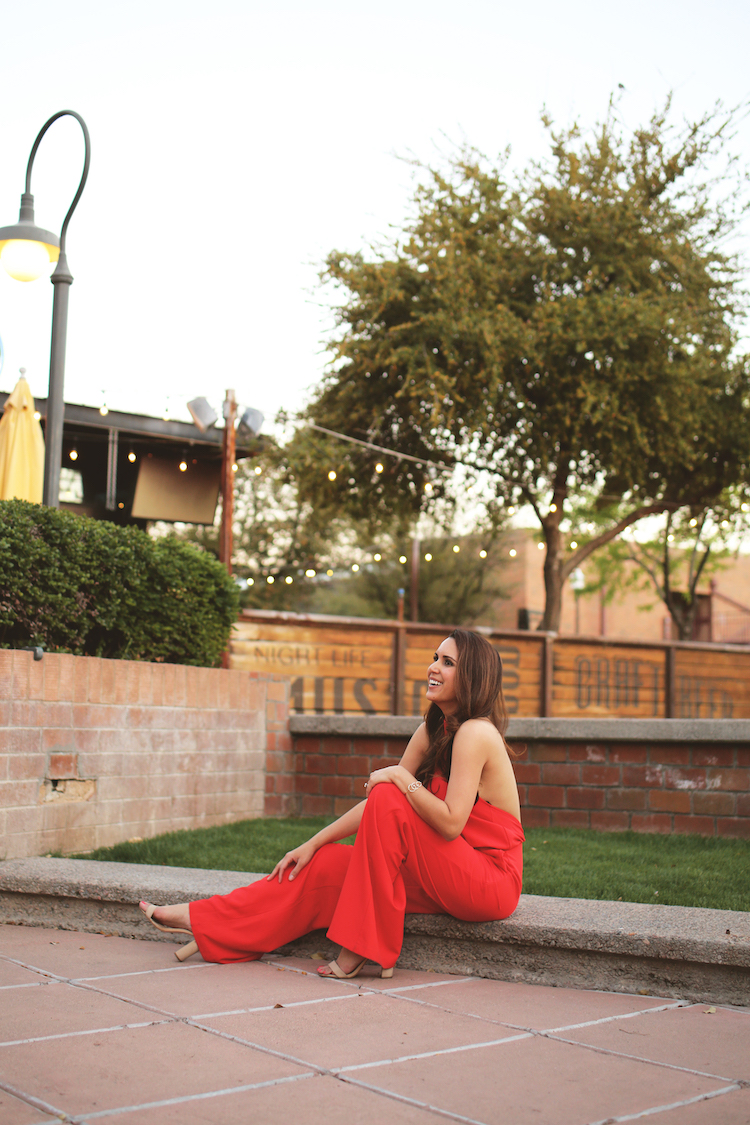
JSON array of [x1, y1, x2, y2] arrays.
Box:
[[175, 940, 199, 962], [380, 967, 394, 979]]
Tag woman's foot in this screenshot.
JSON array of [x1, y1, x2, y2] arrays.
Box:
[[317, 946, 365, 978], [139, 902, 191, 932]]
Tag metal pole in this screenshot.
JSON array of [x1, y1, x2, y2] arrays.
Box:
[[42, 253, 73, 506], [105, 426, 118, 510]]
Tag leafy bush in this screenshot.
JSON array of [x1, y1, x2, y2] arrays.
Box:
[[0, 500, 239, 666]]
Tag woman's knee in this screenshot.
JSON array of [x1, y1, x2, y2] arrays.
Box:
[[366, 781, 408, 812]]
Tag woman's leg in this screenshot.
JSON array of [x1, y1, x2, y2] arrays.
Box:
[[327, 783, 521, 970], [188, 841, 352, 963]]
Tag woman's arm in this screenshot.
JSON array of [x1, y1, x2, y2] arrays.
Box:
[[267, 800, 366, 882], [367, 719, 493, 840]]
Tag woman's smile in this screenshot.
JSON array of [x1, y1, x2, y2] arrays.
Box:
[[425, 638, 459, 711]]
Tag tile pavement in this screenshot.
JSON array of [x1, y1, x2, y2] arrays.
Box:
[[0, 924, 748, 1125]]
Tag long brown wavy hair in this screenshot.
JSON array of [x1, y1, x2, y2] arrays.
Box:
[[415, 628, 511, 786]]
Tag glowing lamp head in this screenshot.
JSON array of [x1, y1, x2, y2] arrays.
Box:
[[179, 461, 188, 472], [0, 239, 54, 282]]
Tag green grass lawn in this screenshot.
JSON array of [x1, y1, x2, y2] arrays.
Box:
[[73, 819, 750, 912]]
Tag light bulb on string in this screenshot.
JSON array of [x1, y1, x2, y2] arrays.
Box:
[[69, 450, 78, 461], [232, 463, 238, 473], [538, 542, 545, 550], [254, 466, 262, 475], [424, 553, 432, 561], [570, 540, 578, 549], [373, 553, 382, 561], [352, 564, 359, 572], [267, 575, 275, 584], [305, 569, 316, 577], [452, 545, 460, 554], [375, 463, 384, 474], [479, 550, 487, 559], [179, 461, 188, 472], [508, 506, 515, 515], [128, 451, 136, 463], [399, 555, 407, 564], [550, 503, 557, 513], [509, 549, 517, 557], [328, 470, 337, 481], [285, 576, 293, 584], [326, 569, 333, 576], [247, 578, 254, 586]]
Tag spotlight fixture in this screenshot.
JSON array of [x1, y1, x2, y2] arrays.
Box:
[[187, 396, 218, 432], [237, 405, 264, 437]]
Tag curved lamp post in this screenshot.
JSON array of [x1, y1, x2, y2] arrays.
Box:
[[0, 110, 91, 507]]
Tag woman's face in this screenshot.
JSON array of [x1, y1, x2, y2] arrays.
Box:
[[426, 637, 459, 713]]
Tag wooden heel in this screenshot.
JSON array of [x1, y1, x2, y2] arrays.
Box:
[[175, 939, 199, 962], [380, 967, 394, 979]]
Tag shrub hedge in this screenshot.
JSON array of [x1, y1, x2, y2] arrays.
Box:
[[0, 500, 239, 666]]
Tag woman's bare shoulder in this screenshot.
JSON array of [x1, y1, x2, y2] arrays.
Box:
[[454, 718, 502, 748]]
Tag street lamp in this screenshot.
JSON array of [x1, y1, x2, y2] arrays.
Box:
[[0, 110, 91, 507]]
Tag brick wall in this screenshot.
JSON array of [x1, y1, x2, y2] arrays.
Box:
[[517, 739, 750, 837], [266, 735, 409, 817], [281, 730, 750, 837], [1, 650, 289, 859]]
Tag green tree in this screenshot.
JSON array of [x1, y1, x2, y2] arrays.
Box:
[[303, 99, 750, 631]]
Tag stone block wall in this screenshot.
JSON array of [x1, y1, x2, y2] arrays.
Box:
[[1, 649, 289, 859]]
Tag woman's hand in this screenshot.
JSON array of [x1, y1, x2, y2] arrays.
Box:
[[267, 840, 317, 883], [365, 765, 411, 794]]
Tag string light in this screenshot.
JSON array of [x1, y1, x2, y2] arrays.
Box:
[[570, 540, 578, 549], [689, 518, 697, 526], [352, 564, 359, 572], [667, 534, 674, 542], [721, 520, 729, 529], [399, 555, 407, 564], [285, 575, 293, 584], [326, 569, 333, 576], [509, 549, 517, 557], [118, 502, 124, 509], [375, 463, 384, 473], [479, 550, 487, 558], [373, 553, 382, 561], [424, 553, 432, 561], [99, 404, 109, 417], [424, 482, 433, 493], [508, 506, 515, 515], [69, 450, 78, 461], [328, 470, 337, 481], [452, 545, 460, 553], [267, 575, 275, 584], [538, 542, 545, 550], [179, 461, 188, 472], [128, 451, 136, 463], [248, 578, 254, 586], [254, 465, 262, 475], [33, 411, 41, 421], [550, 503, 557, 512], [742, 503, 749, 513], [305, 569, 316, 577]]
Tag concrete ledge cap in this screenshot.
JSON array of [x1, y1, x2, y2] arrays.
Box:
[[2, 857, 747, 968], [289, 715, 750, 742]]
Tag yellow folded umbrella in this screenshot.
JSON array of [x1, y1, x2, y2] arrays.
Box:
[[0, 375, 46, 503]]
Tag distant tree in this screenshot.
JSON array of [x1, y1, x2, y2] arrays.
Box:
[[302, 98, 750, 631]]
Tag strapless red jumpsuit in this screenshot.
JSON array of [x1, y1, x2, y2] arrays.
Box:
[[189, 776, 525, 969]]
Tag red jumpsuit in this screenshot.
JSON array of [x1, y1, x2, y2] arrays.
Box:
[[190, 776, 525, 969]]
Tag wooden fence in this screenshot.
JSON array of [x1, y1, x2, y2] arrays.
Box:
[[230, 610, 750, 719]]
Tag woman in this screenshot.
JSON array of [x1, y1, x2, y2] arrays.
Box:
[[140, 628, 524, 979]]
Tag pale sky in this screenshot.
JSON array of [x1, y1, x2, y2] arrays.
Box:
[[1, 0, 748, 431]]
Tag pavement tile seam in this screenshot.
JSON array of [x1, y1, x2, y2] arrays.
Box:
[[0, 1017, 172, 1049], [544, 999, 689, 1034], [74, 962, 216, 982], [335, 1031, 533, 1073], [339, 1075, 491, 1125], [186, 1017, 331, 1075], [0, 1077, 71, 1124], [544, 1031, 741, 1084], [193, 990, 362, 1019], [75, 1072, 316, 1123], [585, 1083, 743, 1125]]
